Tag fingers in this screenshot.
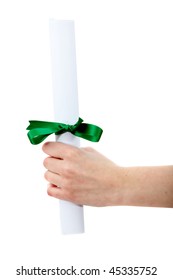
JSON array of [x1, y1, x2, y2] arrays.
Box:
[[42, 142, 79, 159], [42, 143, 97, 204], [44, 170, 71, 201], [47, 183, 71, 202], [43, 156, 63, 175], [47, 183, 64, 200], [44, 170, 62, 187]]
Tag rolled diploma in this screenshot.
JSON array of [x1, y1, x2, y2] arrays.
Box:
[[49, 19, 84, 234]]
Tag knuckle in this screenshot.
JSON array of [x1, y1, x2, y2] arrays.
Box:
[[63, 163, 75, 178], [82, 146, 94, 153], [66, 146, 81, 159], [61, 177, 73, 191], [64, 187, 76, 202], [61, 177, 69, 188], [61, 180, 79, 202]]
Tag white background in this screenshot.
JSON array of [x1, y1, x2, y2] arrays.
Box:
[[0, 0, 173, 279]]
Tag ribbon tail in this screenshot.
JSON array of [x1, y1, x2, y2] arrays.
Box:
[[27, 128, 57, 145], [73, 123, 103, 142]]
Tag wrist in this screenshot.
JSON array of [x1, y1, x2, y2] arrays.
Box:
[[118, 167, 143, 206], [117, 166, 157, 207], [106, 165, 131, 206], [113, 166, 157, 207]]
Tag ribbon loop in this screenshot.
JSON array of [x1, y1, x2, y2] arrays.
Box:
[[26, 118, 103, 145]]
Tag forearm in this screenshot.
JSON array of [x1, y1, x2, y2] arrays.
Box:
[[119, 165, 173, 208]]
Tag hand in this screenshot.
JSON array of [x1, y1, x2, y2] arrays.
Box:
[[42, 142, 123, 206], [42, 142, 173, 208]]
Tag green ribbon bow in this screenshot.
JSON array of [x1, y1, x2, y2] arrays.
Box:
[[26, 118, 103, 145]]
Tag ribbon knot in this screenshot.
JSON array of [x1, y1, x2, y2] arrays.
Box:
[[64, 124, 75, 133], [26, 117, 103, 145]]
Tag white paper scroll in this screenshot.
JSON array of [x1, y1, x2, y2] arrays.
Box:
[[49, 19, 84, 234]]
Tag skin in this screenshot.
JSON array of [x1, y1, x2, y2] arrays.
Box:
[[42, 142, 173, 208]]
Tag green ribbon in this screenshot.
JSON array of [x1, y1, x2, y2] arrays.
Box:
[[26, 118, 103, 145]]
